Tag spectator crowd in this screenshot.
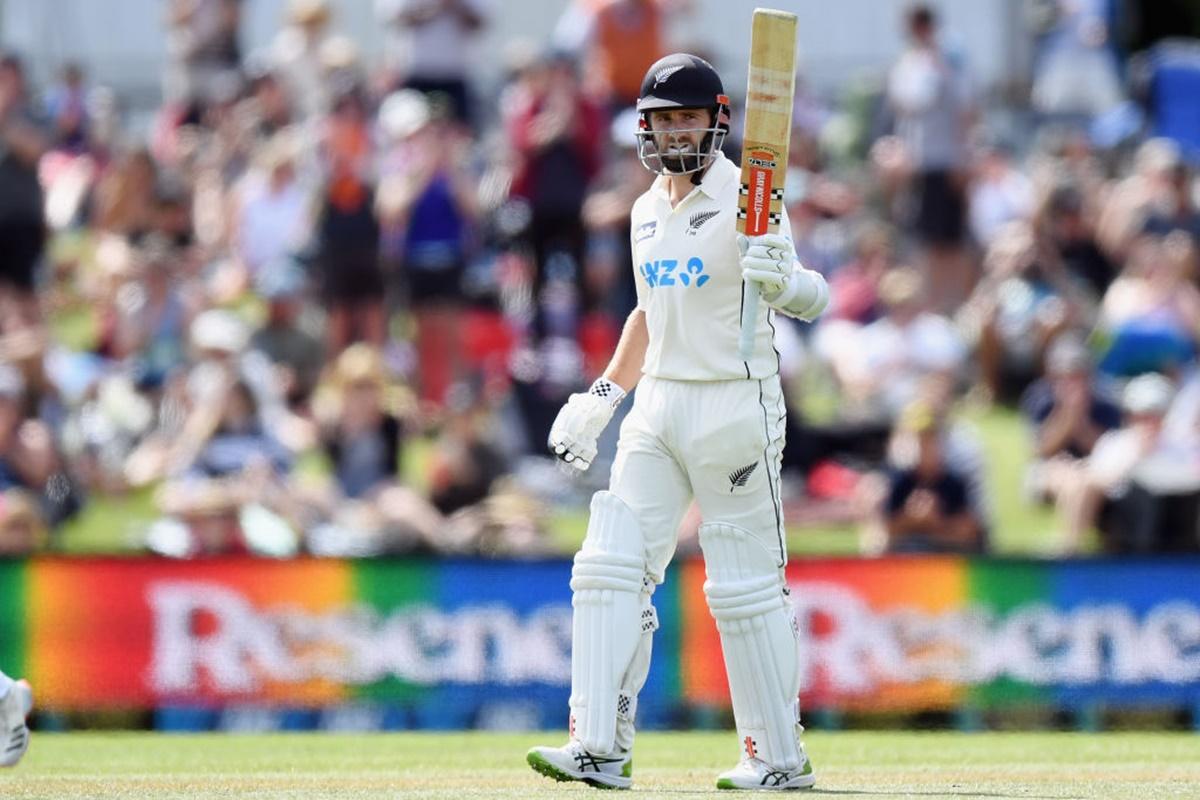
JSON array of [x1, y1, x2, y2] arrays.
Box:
[[0, 0, 1198, 559]]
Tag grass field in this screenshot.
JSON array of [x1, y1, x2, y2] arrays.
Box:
[[2, 731, 1197, 799]]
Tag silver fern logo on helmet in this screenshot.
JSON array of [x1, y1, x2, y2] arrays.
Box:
[[653, 64, 686, 87], [635, 54, 731, 176]]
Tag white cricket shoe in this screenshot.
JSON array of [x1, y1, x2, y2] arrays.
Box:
[[716, 753, 816, 791], [0, 680, 33, 768], [526, 740, 633, 790]]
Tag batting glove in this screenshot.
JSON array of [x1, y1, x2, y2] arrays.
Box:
[[548, 377, 627, 471], [737, 232, 829, 321]]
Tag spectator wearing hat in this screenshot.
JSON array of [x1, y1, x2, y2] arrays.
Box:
[[378, 89, 478, 409], [230, 129, 312, 291], [1084, 372, 1200, 553], [1019, 332, 1121, 553], [315, 344, 405, 500], [877, 399, 986, 554], [123, 308, 253, 487], [302, 343, 444, 555], [125, 302, 311, 491], [272, 0, 336, 122]]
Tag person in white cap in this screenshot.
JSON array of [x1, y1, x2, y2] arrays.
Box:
[[1086, 373, 1200, 552], [527, 53, 828, 792]]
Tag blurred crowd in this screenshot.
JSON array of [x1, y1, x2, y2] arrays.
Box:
[[0, 0, 1198, 559]]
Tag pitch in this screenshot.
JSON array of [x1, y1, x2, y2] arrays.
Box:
[[0, 730, 1196, 798]]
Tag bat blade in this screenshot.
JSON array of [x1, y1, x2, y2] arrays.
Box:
[[737, 8, 798, 363]]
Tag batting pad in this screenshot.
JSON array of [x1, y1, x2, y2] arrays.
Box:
[[568, 491, 649, 755], [699, 522, 803, 770]]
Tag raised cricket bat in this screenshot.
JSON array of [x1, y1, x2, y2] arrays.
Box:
[[737, 8, 798, 362]]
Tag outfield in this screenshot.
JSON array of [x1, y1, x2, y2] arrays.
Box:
[[1, 731, 1196, 799]]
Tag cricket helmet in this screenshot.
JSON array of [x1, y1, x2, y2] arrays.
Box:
[[635, 53, 730, 176]]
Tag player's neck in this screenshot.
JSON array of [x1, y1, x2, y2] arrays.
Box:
[[664, 169, 705, 207]]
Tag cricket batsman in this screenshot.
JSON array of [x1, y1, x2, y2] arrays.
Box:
[[527, 53, 829, 791]]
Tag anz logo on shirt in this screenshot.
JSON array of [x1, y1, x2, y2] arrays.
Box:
[[641, 257, 709, 289]]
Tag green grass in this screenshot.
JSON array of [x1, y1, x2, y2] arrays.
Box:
[[965, 403, 1058, 555], [54, 487, 159, 555], [2, 731, 1197, 799]]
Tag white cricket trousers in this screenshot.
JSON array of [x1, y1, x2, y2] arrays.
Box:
[[609, 373, 787, 583]]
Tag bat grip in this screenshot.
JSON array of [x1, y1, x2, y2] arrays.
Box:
[[738, 281, 760, 362]]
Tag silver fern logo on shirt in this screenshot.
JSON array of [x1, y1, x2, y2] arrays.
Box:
[[687, 210, 720, 236]]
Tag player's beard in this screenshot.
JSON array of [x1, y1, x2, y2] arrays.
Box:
[[660, 141, 700, 174]]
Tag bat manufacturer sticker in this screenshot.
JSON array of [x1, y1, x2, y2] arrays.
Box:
[[744, 149, 776, 236]]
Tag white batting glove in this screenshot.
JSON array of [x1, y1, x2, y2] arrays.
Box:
[[548, 377, 627, 471], [737, 232, 794, 300], [737, 232, 830, 321]]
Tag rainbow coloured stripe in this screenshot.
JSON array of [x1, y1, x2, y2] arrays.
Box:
[[0, 557, 1197, 718]]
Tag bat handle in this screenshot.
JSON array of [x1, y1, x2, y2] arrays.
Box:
[[738, 281, 760, 362]]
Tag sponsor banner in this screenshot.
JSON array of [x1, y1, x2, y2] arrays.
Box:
[[0, 557, 1197, 719], [684, 558, 1200, 711]]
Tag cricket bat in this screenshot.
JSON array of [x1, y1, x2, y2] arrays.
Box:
[[737, 8, 798, 362]]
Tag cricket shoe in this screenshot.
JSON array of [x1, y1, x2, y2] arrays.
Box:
[[716, 753, 816, 791], [526, 740, 633, 789], [0, 680, 33, 767]]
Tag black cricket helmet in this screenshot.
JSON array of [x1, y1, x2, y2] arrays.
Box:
[[635, 53, 730, 176]]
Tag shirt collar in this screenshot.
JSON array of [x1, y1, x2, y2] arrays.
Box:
[[650, 150, 732, 203]]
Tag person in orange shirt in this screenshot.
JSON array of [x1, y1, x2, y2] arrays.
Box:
[[554, 0, 689, 116]]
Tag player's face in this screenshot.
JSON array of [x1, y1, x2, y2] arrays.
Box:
[[647, 108, 709, 153], [646, 108, 712, 174]]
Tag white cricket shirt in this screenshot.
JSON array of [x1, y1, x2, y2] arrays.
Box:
[[630, 150, 786, 381]]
